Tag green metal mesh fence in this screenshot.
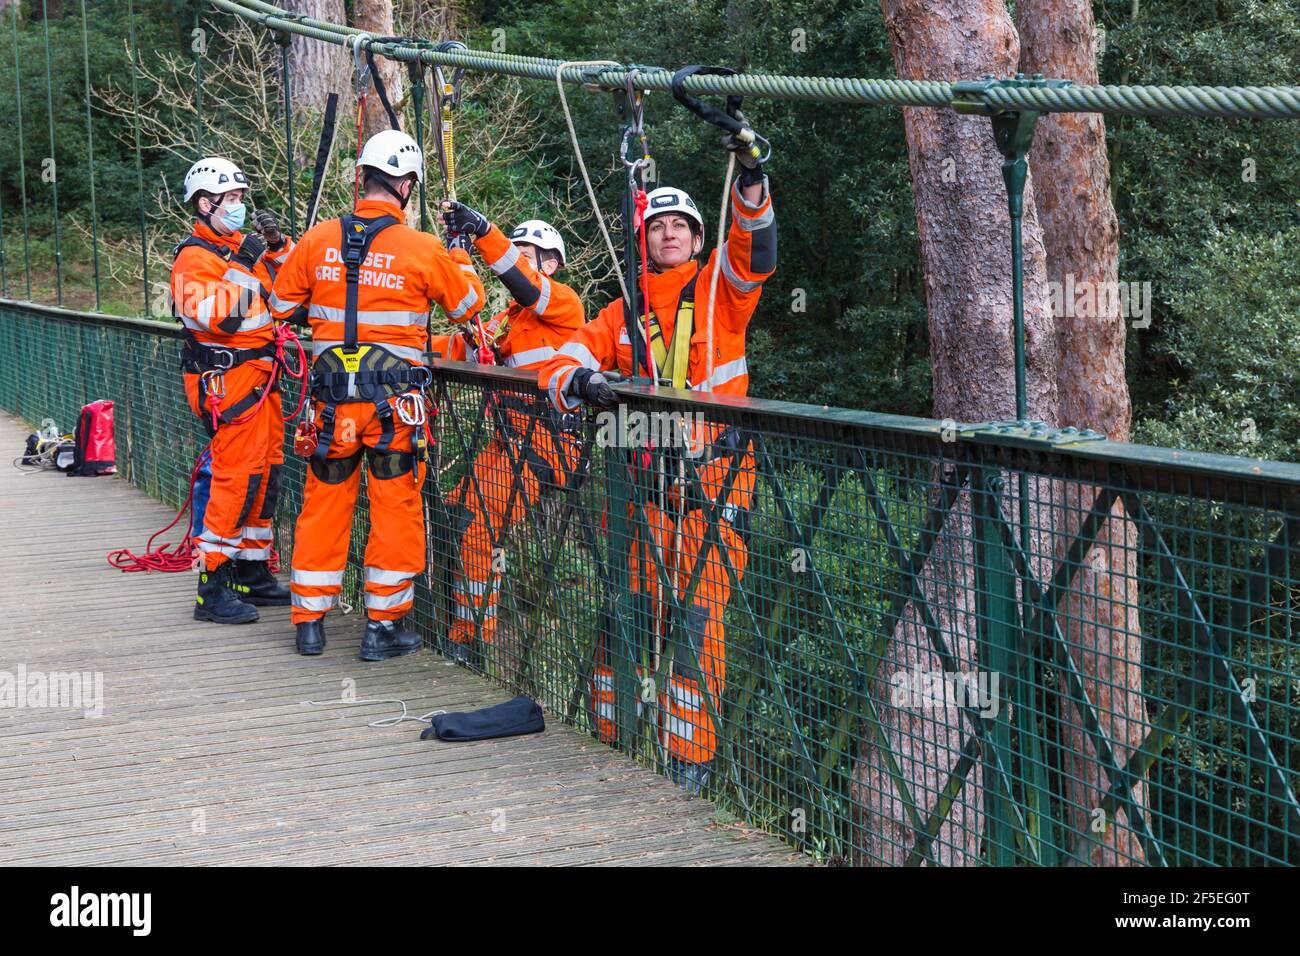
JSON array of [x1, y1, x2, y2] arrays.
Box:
[[2, 298, 1298, 866]]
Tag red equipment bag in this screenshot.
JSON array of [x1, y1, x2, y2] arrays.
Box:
[[69, 399, 117, 477]]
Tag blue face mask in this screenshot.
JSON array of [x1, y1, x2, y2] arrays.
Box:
[[218, 202, 247, 232]]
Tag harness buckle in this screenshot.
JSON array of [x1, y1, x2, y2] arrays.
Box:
[[208, 347, 236, 371]]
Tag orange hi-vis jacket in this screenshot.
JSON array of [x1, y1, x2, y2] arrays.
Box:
[[538, 177, 775, 410], [171, 220, 296, 357], [430, 223, 584, 370], [267, 197, 485, 364]]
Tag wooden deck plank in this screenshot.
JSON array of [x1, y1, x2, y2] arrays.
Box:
[[0, 413, 804, 867]]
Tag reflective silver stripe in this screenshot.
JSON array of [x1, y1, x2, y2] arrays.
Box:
[[735, 204, 775, 231], [454, 578, 490, 598], [311, 340, 424, 363], [199, 530, 241, 546], [238, 545, 271, 560], [308, 303, 427, 327], [663, 713, 695, 743], [447, 286, 480, 321], [488, 243, 520, 275], [670, 683, 703, 711], [558, 341, 601, 370], [194, 294, 221, 326], [534, 275, 552, 315], [197, 541, 240, 557], [292, 593, 335, 612], [592, 673, 614, 692], [459, 262, 477, 275], [244, 526, 274, 541], [504, 346, 556, 369], [366, 567, 414, 587], [550, 367, 580, 412], [696, 356, 748, 390], [239, 313, 272, 332], [291, 569, 345, 587], [596, 702, 615, 721], [223, 268, 263, 293], [365, 584, 414, 610], [269, 291, 301, 313], [718, 245, 762, 294]]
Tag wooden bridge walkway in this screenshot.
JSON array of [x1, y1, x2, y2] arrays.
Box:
[[0, 413, 801, 866]]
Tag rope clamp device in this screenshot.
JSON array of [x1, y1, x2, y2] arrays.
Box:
[[432, 40, 467, 108], [350, 33, 373, 98], [670, 65, 770, 163]]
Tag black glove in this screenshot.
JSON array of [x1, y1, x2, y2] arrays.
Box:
[[568, 368, 617, 408], [232, 233, 268, 270], [723, 110, 766, 186], [441, 200, 491, 240], [252, 209, 285, 250]]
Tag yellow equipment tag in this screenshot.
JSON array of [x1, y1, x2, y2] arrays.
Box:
[[338, 346, 371, 374]]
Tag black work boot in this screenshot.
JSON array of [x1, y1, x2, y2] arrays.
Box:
[[232, 559, 292, 606], [194, 562, 259, 625], [360, 617, 422, 662], [296, 619, 326, 656]]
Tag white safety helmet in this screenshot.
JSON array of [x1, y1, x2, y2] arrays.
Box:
[[510, 219, 567, 267], [356, 129, 424, 183], [643, 186, 703, 232], [183, 157, 250, 204]]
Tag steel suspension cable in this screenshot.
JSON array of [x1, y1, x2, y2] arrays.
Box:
[[212, 0, 1300, 120], [11, 2, 30, 299], [41, 0, 61, 306], [79, 0, 101, 310], [127, 0, 149, 317]]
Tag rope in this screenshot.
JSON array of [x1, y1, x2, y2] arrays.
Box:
[[211, 0, 1300, 120], [303, 696, 447, 730], [555, 59, 629, 303], [705, 153, 735, 391]]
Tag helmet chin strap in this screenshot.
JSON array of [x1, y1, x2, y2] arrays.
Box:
[[367, 174, 412, 209]]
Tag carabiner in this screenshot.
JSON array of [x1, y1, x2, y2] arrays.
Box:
[[350, 33, 372, 98], [394, 391, 426, 427], [201, 369, 225, 399]]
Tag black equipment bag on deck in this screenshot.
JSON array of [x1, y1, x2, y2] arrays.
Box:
[[419, 696, 545, 742]]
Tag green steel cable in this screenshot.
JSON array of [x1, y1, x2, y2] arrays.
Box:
[[11, 3, 30, 300], [79, 0, 101, 310], [127, 0, 149, 317], [41, 0, 62, 306], [212, 0, 1300, 120]]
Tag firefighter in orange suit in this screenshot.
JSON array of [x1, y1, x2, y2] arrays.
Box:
[[269, 130, 486, 661], [538, 133, 775, 791], [430, 209, 585, 661], [172, 157, 296, 625]]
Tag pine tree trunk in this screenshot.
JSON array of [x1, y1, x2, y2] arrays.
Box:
[[1018, 0, 1148, 865], [281, 0, 349, 115], [352, 0, 405, 140], [852, 0, 1058, 866]]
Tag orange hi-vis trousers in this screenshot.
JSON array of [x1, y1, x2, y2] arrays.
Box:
[[590, 453, 753, 766], [290, 395, 425, 624], [184, 363, 284, 572], [446, 401, 582, 646]]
